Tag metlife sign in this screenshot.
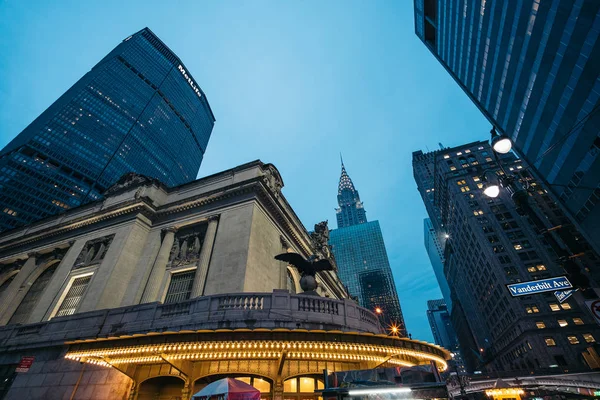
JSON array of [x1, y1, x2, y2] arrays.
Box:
[[177, 65, 202, 99], [506, 276, 572, 297]]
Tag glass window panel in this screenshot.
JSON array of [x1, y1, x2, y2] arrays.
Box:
[[252, 378, 271, 393], [567, 335, 579, 345], [283, 378, 297, 393], [164, 270, 195, 304], [55, 275, 92, 317], [9, 264, 58, 324], [299, 377, 315, 393]]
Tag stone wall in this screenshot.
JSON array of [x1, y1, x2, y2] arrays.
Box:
[[1, 346, 131, 400]]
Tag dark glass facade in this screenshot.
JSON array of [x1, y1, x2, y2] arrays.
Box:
[[413, 141, 600, 373], [414, 0, 600, 253], [329, 161, 405, 334], [0, 28, 215, 231], [427, 299, 465, 373]]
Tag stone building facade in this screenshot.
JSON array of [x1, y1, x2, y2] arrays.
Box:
[[0, 161, 449, 399]]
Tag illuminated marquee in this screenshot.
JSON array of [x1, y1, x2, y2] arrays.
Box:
[[178, 65, 202, 99]]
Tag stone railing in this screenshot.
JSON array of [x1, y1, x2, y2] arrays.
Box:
[[0, 290, 384, 350]]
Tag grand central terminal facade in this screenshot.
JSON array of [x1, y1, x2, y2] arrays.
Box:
[[0, 161, 449, 399]]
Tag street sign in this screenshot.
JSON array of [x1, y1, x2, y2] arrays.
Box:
[[585, 299, 600, 326], [555, 289, 577, 303], [506, 276, 572, 297], [15, 356, 34, 373]]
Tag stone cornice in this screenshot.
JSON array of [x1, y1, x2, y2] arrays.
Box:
[[0, 175, 315, 264], [0, 201, 156, 260]]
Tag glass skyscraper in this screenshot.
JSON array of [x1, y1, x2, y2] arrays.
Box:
[[0, 27, 215, 231], [328, 160, 405, 334], [427, 299, 465, 373], [413, 0, 600, 253]]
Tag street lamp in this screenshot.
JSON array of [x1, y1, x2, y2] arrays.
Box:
[[490, 127, 512, 154], [482, 182, 500, 198], [374, 307, 382, 315]]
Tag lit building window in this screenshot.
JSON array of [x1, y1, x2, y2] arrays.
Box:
[[283, 377, 324, 394], [450, 166, 457, 171], [444, 154, 450, 159], [461, 186, 471, 192], [583, 333, 596, 343], [477, 183, 484, 189], [561, 302, 572, 310], [526, 306, 539, 314], [536, 322, 545, 329], [457, 152, 463, 156], [545, 338, 556, 346], [54, 274, 93, 317], [549, 303, 561, 311], [514, 244, 523, 250], [573, 318, 584, 325], [558, 320, 568, 327], [164, 270, 195, 304], [537, 264, 546, 271], [567, 335, 579, 345], [465, 149, 471, 153], [473, 176, 480, 182], [527, 266, 537, 273]]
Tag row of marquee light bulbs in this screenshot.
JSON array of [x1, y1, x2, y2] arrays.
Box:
[[64, 340, 447, 369]]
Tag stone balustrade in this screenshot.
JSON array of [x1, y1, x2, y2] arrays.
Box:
[[0, 290, 384, 351]]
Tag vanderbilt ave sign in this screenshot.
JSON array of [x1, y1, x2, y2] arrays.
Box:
[[506, 276, 572, 297]]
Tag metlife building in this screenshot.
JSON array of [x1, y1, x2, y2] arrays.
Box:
[[0, 28, 215, 231]]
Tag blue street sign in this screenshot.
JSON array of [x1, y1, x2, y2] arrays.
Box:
[[506, 276, 572, 297], [555, 289, 577, 303]]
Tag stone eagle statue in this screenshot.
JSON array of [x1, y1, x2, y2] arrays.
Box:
[[275, 253, 334, 295], [274, 253, 334, 277]]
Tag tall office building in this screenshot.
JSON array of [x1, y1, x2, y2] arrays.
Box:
[[0, 27, 215, 231], [414, 0, 600, 253], [336, 158, 367, 228], [329, 161, 406, 334], [413, 141, 600, 373], [424, 218, 452, 310], [427, 299, 465, 373]]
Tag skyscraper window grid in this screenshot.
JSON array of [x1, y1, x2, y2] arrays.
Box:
[[0, 28, 215, 231], [413, 0, 600, 255]]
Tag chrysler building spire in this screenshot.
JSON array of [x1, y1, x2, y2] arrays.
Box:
[[336, 158, 367, 228]]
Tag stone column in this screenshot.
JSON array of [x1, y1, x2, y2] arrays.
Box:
[[190, 216, 219, 298], [140, 227, 177, 303], [0, 252, 37, 322], [273, 379, 284, 400]]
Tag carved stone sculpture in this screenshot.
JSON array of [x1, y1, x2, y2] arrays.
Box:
[[168, 224, 207, 268], [310, 220, 336, 266], [73, 235, 115, 269]]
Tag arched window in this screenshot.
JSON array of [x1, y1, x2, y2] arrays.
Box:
[[287, 269, 297, 294], [0, 275, 16, 299], [9, 264, 58, 325]]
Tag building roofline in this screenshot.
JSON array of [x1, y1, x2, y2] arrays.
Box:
[[134, 27, 216, 122]]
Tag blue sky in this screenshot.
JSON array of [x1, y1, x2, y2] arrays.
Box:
[[0, 0, 490, 341]]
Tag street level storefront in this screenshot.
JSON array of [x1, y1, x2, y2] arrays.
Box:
[[63, 329, 449, 399], [0, 291, 450, 400]]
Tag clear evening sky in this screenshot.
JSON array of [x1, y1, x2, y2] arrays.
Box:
[[0, 0, 491, 341]]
